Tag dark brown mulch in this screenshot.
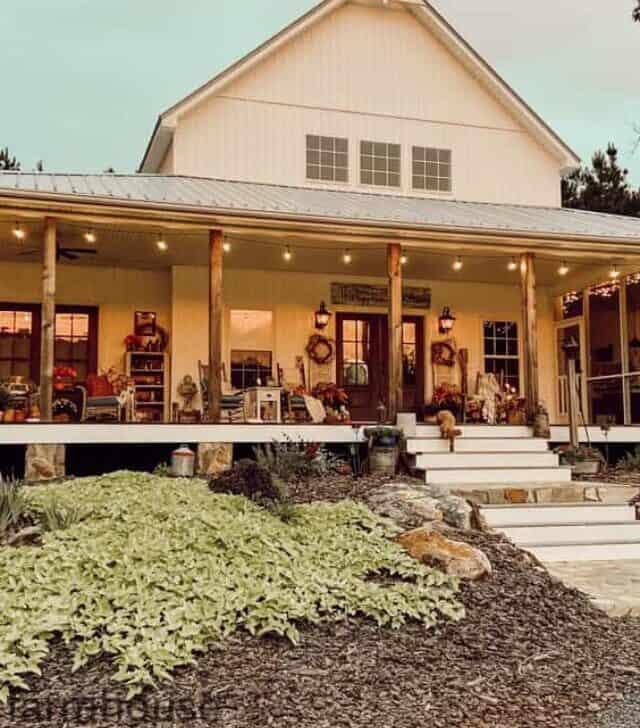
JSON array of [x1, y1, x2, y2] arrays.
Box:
[[1, 476, 638, 728]]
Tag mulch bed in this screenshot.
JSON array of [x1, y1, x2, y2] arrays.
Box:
[[1, 474, 638, 728]]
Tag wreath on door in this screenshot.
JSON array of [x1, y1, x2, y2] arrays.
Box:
[[306, 334, 335, 365]]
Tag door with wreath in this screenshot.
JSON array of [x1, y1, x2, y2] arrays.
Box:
[[336, 313, 424, 420]]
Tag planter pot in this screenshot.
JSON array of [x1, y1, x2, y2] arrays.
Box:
[[369, 446, 398, 475], [570, 459, 601, 476], [507, 412, 527, 426]]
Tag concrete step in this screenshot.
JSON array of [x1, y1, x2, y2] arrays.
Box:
[[416, 451, 559, 469], [502, 522, 640, 545], [524, 541, 640, 562], [407, 437, 550, 454], [425, 467, 572, 486], [416, 425, 533, 439], [483, 503, 637, 527]]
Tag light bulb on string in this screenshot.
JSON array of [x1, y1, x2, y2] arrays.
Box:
[[453, 256, 463, 272], [12, 222, 25, 240], [558, 261, 569, 276], [342, 249, 352, 264], [283, 246, 293, 262]]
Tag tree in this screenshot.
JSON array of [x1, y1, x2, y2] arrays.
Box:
[[562, 144, 640, 217], [0, 147, 20, 170], [634, 1, 640, 21]]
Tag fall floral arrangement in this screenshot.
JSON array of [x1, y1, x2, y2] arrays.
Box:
[[431, 383, 463, 411], [311, 382, 351, 423], [53, 366, 77, 391]]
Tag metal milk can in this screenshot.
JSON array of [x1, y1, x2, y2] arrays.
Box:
[[171, 444, 195, 477]]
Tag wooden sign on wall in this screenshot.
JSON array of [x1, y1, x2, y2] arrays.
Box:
[[331, 283, 431, 309]]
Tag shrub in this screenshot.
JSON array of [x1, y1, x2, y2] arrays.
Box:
[[209, 459, 286, 504], [35, 496, 85, 533], [0, 479, 30, 542], [617, 445, 640, 472], [254, 439, 340, 482]]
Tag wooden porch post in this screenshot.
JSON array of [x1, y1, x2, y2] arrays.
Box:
[[39, 218, 57, 421], [520, 252, 539, 422], [387, 243, 403, 423], [208, 229, 224, 423]]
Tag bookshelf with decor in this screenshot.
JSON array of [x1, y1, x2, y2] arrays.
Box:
[[125, 351, 170, 423]]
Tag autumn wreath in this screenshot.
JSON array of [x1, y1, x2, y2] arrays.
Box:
[[306, 334, 335, 365]]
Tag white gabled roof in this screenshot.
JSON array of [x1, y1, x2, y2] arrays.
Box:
[[139, 0, 580, 173]]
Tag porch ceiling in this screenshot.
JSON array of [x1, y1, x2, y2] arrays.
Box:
[[0, 215, 613, 286]]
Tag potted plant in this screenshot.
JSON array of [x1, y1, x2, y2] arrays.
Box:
[[364, 426, 403, 475], [555, 444, 605, 475]]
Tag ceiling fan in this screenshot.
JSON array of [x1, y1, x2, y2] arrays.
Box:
[[16, 241, 99, 262]]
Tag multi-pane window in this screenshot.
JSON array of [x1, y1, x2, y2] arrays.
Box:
[[341, 319, 370, 386], [483, 321, 520, 392], [306, 135, 349, 183], [412, 147, 452, 192], [55, 312, 91, 382], [230, 350, 272, 389], [360, 141, 401, 187], [0, 309, 35, 380]]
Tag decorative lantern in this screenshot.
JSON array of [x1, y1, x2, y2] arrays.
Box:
[[314, 301, 332, 330], [438, 307, 456, 335]]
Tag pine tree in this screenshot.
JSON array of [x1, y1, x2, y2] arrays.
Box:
[[562, 144, 640, 217], [634, 1, 640, 22], [0, 147, 20, 171]]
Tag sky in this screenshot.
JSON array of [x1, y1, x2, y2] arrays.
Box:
[[1, 0, 639, 183]]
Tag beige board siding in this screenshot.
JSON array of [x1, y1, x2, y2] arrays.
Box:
[[171, 3, 562, 206]]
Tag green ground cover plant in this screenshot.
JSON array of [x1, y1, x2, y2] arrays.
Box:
[[0, 472, 463, 702]]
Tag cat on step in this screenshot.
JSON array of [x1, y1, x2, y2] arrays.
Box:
[[436, 410, 462, 452]]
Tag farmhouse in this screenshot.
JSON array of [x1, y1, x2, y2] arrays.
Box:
[[2, 0, 640, 464]]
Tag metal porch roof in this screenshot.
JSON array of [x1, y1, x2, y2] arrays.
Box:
[[1, 172, 639, 242]]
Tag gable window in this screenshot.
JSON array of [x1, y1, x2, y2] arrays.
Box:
[[483, 321, 520, 392], [306, 135, 348, 183], [360, 141, 401, 187], [412, 147, 452, 192]]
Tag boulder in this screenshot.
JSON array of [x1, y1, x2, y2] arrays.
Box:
[[396, 527, 492, 580], [197, 443, 233, 476], [367, 483, 443, 529], [367, 482, 473, 530], [25, 444, 65, 482]]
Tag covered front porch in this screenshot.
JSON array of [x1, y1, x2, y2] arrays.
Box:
[[2, 174, 640, 441]]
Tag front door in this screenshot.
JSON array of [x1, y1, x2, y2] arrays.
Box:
[[554, 318, 587, 425], [336, 313, 424, 421]]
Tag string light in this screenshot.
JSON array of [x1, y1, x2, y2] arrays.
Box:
[[12, 222, 25, 240], [453, 256, 463, 272], [400, 254, 408, 266], [558, 261, 569, 276], [283, 246, 293, 262], [223, 240, 231, 253], [84, 229, 96, 244], [342, 249, 352, 264], [508, 257, 518, 271], [610, 265, 620, 280], [156, 235, 168, 252]]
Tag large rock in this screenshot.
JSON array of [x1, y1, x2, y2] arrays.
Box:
[[197, 443, 233, 476], [367, 483, 443, 529], [396, 527, 492, 580], [367, 482, 472, 530], [25, 444, 65, 481]]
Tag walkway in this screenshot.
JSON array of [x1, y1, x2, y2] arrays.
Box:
[[547, 560, 640, 617]]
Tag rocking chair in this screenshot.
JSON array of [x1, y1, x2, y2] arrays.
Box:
[[198, 361, 244, 423]]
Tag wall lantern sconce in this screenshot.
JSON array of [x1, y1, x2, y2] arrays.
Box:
[[438, 307, 456, 335], [314, 301, 332, 330]]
